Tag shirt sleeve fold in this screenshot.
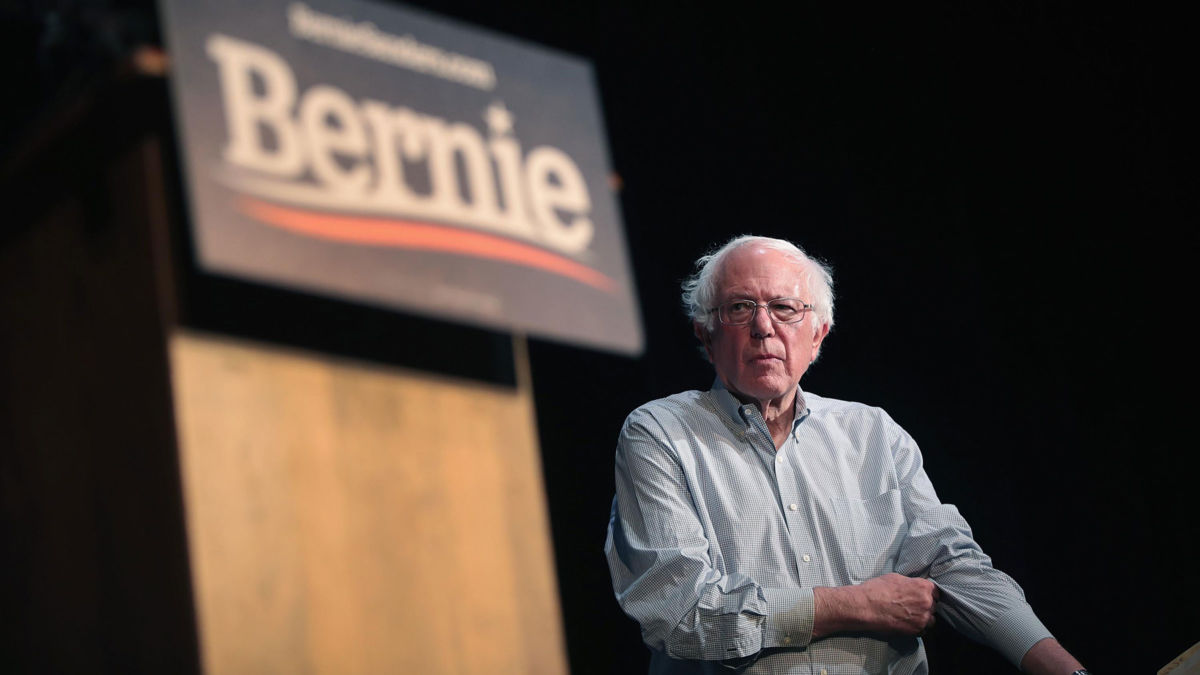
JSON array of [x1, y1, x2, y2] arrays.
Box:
[[605, 412, 813, 661], [888, 416, 1053, 668]]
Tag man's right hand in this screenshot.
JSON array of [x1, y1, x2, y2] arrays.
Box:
[[812, 573, 940, 639], [856, 573, 940, 635]]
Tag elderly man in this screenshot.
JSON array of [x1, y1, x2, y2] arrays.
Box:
[[605, 235, 1087, 674]]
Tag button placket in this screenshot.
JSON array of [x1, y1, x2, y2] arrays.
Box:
[[774, 446, 802, 527], [775, 434, 820, 581]]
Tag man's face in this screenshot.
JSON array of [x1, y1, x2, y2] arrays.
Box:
[[696, 245, 829, 407]]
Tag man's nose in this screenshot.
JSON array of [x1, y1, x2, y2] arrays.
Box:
[[749, 305, 775, 338]]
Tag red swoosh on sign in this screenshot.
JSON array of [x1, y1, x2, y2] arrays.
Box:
[[238, 197, 619, 293]]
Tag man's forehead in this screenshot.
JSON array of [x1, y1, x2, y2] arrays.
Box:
[[716, 247, 808, 296]]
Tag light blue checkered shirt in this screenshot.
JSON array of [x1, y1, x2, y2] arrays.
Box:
[[605, 381, 1051, 674]]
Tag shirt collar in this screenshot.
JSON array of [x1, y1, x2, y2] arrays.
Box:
[[709, 378, 810, 434]]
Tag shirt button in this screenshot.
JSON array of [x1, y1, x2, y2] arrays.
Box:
[[782, 635, 792, 645], [776, 455, 783, 462], [802, 554, 811, 563], [788, 503, 798, 511], [820, 670, 828, 675]]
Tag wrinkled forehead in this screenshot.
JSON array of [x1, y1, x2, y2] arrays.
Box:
[[715, 246, 811, 299]]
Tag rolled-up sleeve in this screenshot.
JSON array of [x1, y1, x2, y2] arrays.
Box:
[[888, 418, 1053, 667], [604, 412, 814, 660]]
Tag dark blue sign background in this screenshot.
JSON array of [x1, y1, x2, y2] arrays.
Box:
[[161, 0, 643, 354]]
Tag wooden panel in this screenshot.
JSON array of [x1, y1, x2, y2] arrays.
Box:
[[168, 330, 567, 674]]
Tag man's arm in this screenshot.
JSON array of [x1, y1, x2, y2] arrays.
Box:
[[1020, 638, 1085, 675], [812, 573, 939, 639], [605, 411, 815, 661], [814, 578, 1086, 674], [882, 414, 1086, 671]]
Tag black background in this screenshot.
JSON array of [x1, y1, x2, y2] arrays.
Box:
[[3, 1, 1195, 673], [429, 3, 1194, 673]]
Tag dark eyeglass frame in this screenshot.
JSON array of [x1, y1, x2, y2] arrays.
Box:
[[710, 297, 814, 326]]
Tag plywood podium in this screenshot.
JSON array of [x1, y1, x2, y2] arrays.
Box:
[[2, 71, 567, 674]]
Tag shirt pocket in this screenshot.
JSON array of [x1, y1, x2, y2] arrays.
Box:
[[828, 488, 906, 583]]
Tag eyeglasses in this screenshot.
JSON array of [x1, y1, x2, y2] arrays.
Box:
[[711, 298, 813, 326]]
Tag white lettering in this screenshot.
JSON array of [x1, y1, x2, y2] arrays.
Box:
[[286, 2, 496, 91], [526, 146, 594, 253], [207, 35, 306, 176], [299, 85, 370, 194], [207, 34, 594, 255], [362, 101, 427, 203]]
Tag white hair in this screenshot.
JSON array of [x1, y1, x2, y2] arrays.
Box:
[[681, 235, 835, 334]]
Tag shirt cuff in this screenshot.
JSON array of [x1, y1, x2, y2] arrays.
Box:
[[761, 587, 814, 648], [987, 603, 1054, 667]]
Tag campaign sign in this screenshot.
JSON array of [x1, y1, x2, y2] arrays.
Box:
[[160, 0, 643, 354]]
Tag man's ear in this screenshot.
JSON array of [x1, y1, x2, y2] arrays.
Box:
[[810, 321, 831, 362], [694, 321, 714, 363]]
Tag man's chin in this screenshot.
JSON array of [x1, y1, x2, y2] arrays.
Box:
[[730, 380, 795, 407]]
